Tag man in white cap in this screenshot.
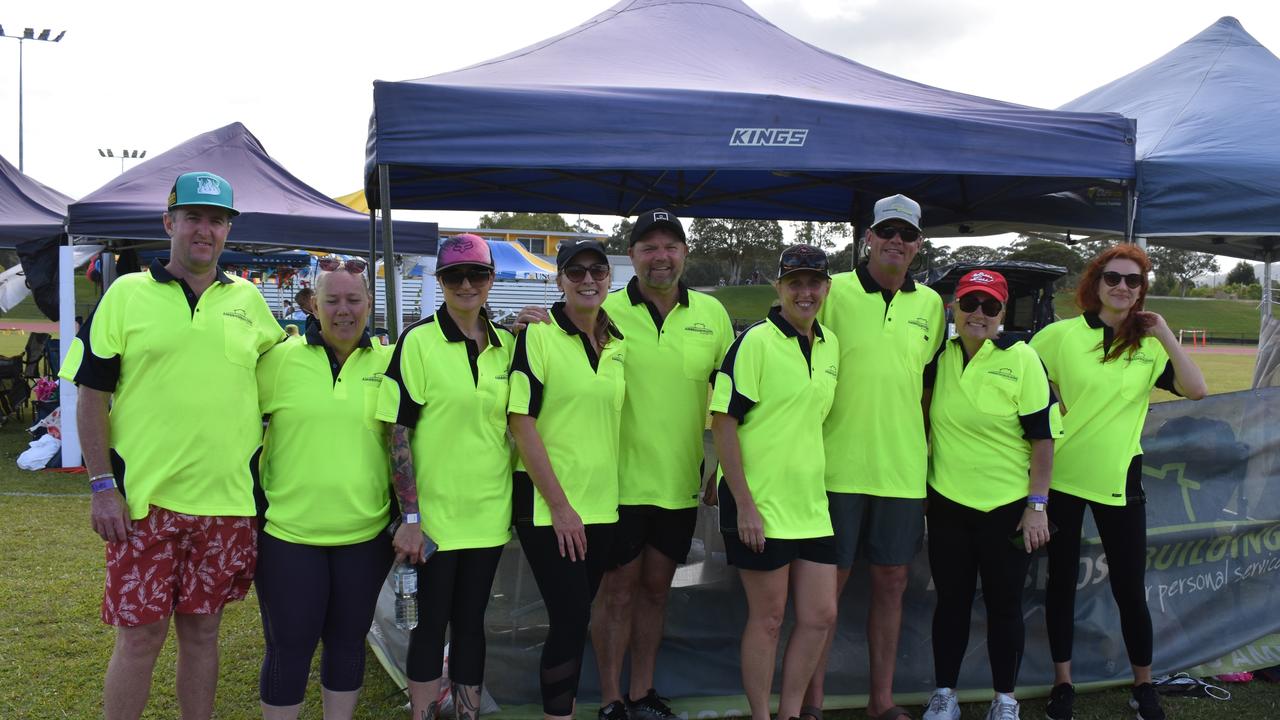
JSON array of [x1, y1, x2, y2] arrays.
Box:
[[61, 172, 283, 720], [804, 194, 946, 720]]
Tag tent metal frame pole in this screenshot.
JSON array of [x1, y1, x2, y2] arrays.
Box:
[[1123, 183, 1136, 242], [367, 206, 377, 333], [379, 164, 399, 338], [1264, 249, 1274, 325]]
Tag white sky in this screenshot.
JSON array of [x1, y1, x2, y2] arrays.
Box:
[[4, 0, 1278, 267]]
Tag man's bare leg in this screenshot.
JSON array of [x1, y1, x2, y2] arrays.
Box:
[[104, 617, 171, 720], [866, 565, 909, 717], [627, 546, 679, 699]]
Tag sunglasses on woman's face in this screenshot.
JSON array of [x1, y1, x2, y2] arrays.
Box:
[[1101, 271, 1144, 289], [872, 225, 922, 243], [318, 255, 368, 273], [956, 294, 1003, 317], [562, 263, 610, 283], [438, 267, 494, 288]]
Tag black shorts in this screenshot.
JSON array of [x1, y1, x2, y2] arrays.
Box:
[[721, 531, 837, 572], [607, 504, 698, 569]]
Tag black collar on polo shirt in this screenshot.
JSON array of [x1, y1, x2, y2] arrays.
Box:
[[149, 257, 233, 316], [625, 276, 689, 331], [306, 323, 373, 385], [1081, 310, 1117, 351], [855, 262, 916, 294], [767, 305, 824, 375], [550, 301, 624, 373], [952, 333, 1018, 368], [435, 302, 502, 348]]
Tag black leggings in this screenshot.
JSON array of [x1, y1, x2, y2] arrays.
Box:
[[255, 530, 394, 705], [406, 545, 505, 685], [517, 522, 616, 716], [1045, 459, 1153, 666], [927, 490, 1031, 693]]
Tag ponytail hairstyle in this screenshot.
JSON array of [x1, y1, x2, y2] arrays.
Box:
[[1074, 244, 1152, 363]]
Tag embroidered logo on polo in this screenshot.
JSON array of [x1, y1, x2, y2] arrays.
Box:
[[1131, 351, 1154, 365], [362, 373, 383, 384], [908, 317, 930, 331], [493, 373, 509, 381], [610, 353, 624, 363], [825, 364, 838, 378], [987, 367, 1018, 382], [223, 308, 253, 325], [684, 322, 715, 335]]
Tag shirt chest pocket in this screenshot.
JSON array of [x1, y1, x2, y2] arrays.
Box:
[[1118, 357, 1156, 403], [222, 316, 259, 369], [681, 332, 719, 382], [975, 374, 1019, 417]]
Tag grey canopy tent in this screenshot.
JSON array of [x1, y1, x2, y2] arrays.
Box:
[[0, 153, 74, 319]]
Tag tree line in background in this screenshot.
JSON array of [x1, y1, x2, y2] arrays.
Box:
[[477, 212, 1257, 299]]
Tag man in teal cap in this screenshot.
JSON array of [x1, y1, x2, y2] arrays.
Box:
[[61, 171, 283, 720]]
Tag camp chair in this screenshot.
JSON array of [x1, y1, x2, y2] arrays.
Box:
[[0, 332, 51, 424]]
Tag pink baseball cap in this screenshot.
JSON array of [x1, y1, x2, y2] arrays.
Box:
[[436, 233, 494, 272], [955, 268, 1009, 303]]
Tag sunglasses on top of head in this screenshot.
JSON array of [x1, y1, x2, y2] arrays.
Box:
[[872, 225, 922, 243], [956, 294, 1004, 317], [318, 255, 368, 273], [438, 267, 494, 288], [1101, 271, 1144, 289], [562, 263, 610, 283]]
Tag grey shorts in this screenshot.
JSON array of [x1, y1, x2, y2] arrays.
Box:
[[828, 491, 925, 568]]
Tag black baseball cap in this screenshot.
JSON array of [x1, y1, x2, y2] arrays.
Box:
[[556, 239, 610, 270], [777, 244, 830, 280], [629, 208, 686, 246]]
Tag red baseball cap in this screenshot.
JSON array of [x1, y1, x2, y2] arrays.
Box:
[[955, 269, 1008, 303]]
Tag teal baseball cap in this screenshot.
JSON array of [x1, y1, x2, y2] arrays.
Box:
[[167, 171, 239, 216]]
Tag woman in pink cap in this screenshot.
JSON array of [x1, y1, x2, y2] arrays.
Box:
[[378, 234, 515, 720], [921, 269, 1062, 720]]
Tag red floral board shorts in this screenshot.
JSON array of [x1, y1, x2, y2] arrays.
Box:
[[102, 506, 257, 627]]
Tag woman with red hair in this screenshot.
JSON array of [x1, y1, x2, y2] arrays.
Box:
[[1031, 244, 1206, 720]]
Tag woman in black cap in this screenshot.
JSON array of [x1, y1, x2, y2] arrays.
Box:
[[508, 239, 626, 720], [709, 244, 840, 720]]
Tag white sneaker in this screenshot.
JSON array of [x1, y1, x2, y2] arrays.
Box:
[[984, 696, 1019, 720], [922, 689, 960, 720]]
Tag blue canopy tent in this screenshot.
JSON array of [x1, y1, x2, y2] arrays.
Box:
[[365, 0, 1135, 236], [70, 122, 438, 255], [0, 153, 71, 249]]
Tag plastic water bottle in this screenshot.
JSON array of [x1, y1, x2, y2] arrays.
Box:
[[393, 562, 419, 630]]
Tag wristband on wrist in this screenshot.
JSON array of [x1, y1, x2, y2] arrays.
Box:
[[1028, 495, 1049, 504], [89, 475, 117, 493], [402, 511, 421, 525]]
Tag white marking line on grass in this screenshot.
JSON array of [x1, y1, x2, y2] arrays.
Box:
[[0, 491, 87, 497]]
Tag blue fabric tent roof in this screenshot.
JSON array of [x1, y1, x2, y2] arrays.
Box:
[[70, 123, 437, 255], [953, 17, 1280, 260], [0, 153, 72, 249], [366, 0, 1135, 226]]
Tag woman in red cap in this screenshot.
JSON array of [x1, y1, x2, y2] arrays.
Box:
[[1031, 245, 1206, 720], [379, 233, 515, 720], [921, 269, 1061, 720]]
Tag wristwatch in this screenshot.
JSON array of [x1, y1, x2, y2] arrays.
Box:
[[402, 512, 421, 525]]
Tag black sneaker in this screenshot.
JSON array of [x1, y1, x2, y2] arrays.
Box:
[[600, 700, 629, 720], [1045, 683, 1074, 720], [626, 689, 677, 720], [1129, 683, 1166, 720]]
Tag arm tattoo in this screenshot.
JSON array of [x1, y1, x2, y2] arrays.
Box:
[[455, 684, 481, 720], [391, 424, 419, 515]]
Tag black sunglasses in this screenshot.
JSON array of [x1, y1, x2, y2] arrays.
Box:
[[1101, 271, 1144, 289], [438, 267, 494, 288], [562, 263, 610, 283], [318, 255, 368, 273], [872, 225, 922, 243], [956, 294, 1004, 317]]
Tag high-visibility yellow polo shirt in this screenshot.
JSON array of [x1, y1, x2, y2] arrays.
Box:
[[603, 279, 733, 509], [710, 307, 839, 540], [509, 303, 626, 527], [60, 259, 284, 520], [927, 337, 1063, 512], [376, 305, 514, 551], [817, 265, 945, 498], [257, 329, 392, 545], [1031, 313, 1178, 505]]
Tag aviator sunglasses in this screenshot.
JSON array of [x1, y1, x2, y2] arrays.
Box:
[[1101, 271, 1144, 289], [872, 225, 922, 243], [318, 255, 368, 273], [956, 294, 1004, 317], [562, 263, 610, 283], [438, 267, 494, 288]]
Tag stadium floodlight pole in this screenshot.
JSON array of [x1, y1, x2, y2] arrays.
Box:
[[97, 148, 147, 174], [0, 26, 66, 172]]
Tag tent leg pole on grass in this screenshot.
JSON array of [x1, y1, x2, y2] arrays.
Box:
[[59, 243, 81, 469], [378, 164, 399, 338]]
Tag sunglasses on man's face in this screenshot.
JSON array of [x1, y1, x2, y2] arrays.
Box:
[[438, 267, 494, 289], [872, 225, 922, 243], [1101, 271, 1144, 289], [562, 263, 610, 283], [956, 294, 1004, 317], [318, 255, 368, 273]]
